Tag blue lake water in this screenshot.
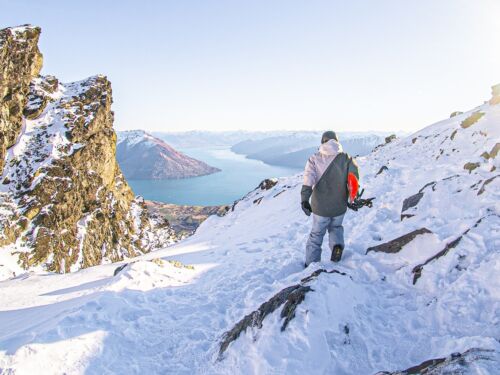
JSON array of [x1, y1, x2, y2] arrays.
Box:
[[127, 147, 301, 206]]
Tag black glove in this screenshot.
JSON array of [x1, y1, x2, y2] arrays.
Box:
[[348, 197, 375, 211], [301, 201, 312, 216], [347, 201, 359, 211], [347, 188, 375, 211]]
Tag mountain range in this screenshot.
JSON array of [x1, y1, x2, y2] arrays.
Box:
[[231, 133, 385, 168]]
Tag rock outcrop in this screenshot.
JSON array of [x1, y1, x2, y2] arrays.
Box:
[[490, 83, 500, 105], [218, 268, 348, 359], [366, 228, 432, 254], [0, 25, 176, 274], [116, 130, 220, 180], [376, 348, 497, 375], [0, 25, 43, 174]]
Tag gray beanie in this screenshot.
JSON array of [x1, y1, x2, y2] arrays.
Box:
[[321, 131, 339, 144]]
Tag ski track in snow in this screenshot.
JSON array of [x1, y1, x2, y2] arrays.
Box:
[[0, 103, 499, 374]]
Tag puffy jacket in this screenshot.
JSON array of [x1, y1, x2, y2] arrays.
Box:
[[301, 139, 359, 217]]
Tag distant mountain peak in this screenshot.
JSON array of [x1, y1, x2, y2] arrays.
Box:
[[116, 130, 220, 180]]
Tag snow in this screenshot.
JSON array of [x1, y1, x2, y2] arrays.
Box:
[[0, 99, 499, 373], [117, 130, 155, 148]]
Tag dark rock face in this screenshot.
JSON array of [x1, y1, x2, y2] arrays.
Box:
[[0, 26, 43, 174], [401, 193, 423, 220], [401, 181, 436, 220], [375, 348, 496, 375], [366, 228, 432, 254], [116, 130, 220, 180], [412, 216, 488, 284], [218, 284, 310, 358], [376, 166, 388, 175], [218, 268, 348, 359]]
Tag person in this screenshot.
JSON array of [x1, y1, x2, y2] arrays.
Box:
[[301, 131, 359, 267]]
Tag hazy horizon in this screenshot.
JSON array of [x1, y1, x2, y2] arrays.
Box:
[[1, 0, 499, 133]]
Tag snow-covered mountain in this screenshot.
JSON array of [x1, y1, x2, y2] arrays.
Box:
[[0, 86, 498, 373], [231, 133, 385, 168], [152, 130, 273, 148], [116, 130, 220, 179], [154, 130, 389, 151]]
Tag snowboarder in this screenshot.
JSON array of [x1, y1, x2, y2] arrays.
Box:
[[301, 131, 359, 267]]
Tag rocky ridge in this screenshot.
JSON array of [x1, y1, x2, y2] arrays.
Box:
[[0, 26, 176, 276]]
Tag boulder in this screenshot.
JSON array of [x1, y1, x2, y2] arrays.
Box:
[[258, 178, 278, 190], [490, 83, 500, 105], [464, 162, 480, 173], [385, 134, 397, 144]]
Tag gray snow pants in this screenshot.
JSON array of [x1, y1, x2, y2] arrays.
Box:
[[305, 213, 345, 266]]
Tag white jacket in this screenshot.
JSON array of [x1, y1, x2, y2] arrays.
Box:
[[303, 139, 343, 187]]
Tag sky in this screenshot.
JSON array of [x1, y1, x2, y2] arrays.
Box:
[[1, 0, 500, 133]]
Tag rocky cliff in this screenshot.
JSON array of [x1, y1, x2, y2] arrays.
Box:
[[116, 130, 220, 179], [0, 25, 175, 275], [0, 26, 43, 174]]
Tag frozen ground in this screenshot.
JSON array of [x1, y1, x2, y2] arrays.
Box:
[[0, 101, 499, 374]]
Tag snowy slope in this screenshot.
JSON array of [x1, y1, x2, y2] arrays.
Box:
[[0, 98, 499, 374]]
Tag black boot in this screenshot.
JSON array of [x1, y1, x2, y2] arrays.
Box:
[[331, 245, 343, 262]]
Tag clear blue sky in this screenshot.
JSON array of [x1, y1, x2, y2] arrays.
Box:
[[1, 0, 499, 133]]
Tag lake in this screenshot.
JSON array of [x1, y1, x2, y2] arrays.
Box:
[[127, 147, 302, 206]]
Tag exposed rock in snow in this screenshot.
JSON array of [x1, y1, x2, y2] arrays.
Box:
[[376, 348, 497, 375], [218, 268, 348, 359], [258, 178, 278, 190], [411, 215, 493, 284], [366, 228, 433, 254], [384, 134, 397, 144], [460, 111, 485, 129], [376, 165, 388, 175], [116, 130, 220, 179], [450, 110, 463, 118]]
